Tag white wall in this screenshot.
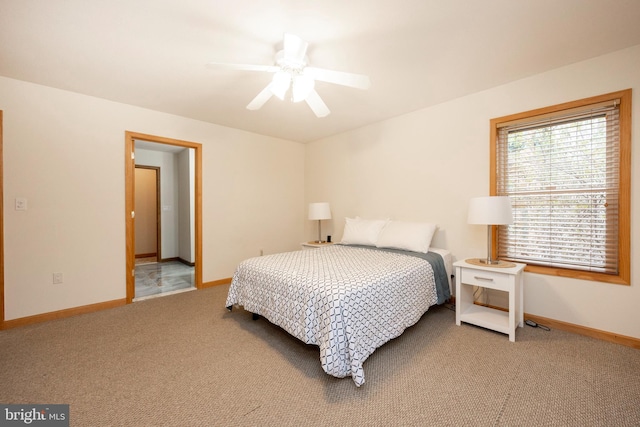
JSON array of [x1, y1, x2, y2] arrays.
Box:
[[177, 148, 195, 264], [2, 76, 304, 320], [305, 45, 640, 339]]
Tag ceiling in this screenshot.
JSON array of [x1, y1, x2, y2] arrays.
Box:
[[2, 0, 640, 143]]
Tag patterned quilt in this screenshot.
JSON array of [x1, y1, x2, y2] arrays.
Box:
[[225, 244, 446, 386]]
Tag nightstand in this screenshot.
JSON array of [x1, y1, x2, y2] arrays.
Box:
[[301, 242, 334, 250], [454, 259, 526, 342]]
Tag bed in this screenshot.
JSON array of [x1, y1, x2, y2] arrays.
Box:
[[225, 240, 452, 387]]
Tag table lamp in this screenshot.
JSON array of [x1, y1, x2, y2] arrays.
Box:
[[467, 196, 513, 265], [308, 202, 331, 244]]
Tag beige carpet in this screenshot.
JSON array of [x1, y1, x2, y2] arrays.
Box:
[[1, 285, 639, 426]]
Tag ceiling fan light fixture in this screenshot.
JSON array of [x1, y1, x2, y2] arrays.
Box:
[[270, 70, 291, 100], [292, 74, 315, 103], [208, 33, 370, 117]]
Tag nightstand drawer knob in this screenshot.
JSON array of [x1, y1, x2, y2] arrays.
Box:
[[474, 276, 494, 281]]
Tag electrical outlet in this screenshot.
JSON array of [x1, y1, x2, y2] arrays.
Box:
[[53, 272, 63, 284]]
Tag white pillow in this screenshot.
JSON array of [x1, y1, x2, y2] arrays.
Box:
[[376, 221, 437, 253], [340, 217, 388, 246]]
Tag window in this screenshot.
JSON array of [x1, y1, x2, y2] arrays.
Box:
[[490, 90, 631, 285]]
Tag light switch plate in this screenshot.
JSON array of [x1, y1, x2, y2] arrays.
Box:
[[15, 198, 27, 211]]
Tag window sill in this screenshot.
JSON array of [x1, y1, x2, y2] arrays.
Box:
[[523, 264, 629, 286]]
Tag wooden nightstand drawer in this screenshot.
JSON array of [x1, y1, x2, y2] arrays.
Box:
[[460, 268, 510, 292]]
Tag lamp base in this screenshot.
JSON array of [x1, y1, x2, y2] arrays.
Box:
[[479, 258, 502, 265]]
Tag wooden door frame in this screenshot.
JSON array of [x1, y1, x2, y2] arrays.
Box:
[[125, 131, 202, 304], [134, 165, 161, 261], [0, 111, 4, 327]]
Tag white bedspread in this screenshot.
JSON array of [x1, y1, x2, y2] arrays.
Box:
[[225, 245, 441, 386]]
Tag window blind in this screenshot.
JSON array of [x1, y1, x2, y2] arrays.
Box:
[[495, 101, 620, 274]]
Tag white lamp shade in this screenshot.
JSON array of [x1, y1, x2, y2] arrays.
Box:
[[292, 73, 315, 103], [270, 70, 292, 100], [308, 202, 331, 220], [467, 196, 513, 225]]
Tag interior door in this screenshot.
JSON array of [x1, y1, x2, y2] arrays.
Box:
[[134, 166, 160, 260]]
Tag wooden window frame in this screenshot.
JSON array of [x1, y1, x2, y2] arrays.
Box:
[[489, 89, 631, 285]]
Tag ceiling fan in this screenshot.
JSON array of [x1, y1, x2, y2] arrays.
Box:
[[207, 33, 371, 118]]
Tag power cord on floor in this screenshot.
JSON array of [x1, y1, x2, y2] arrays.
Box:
[[525, 319, 550, 331]]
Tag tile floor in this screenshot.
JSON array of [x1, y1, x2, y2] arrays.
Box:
[[134, 260, 195, 301]]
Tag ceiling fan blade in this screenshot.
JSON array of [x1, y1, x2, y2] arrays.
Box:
[[206, 62, 279, 73], [283, 33, 308, 64], [305, 67, 371, 90], [246, 85, 274, 110], [305, 90, 330, 118]]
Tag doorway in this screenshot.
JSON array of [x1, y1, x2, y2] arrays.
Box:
[[125, 131, 202, 304]]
